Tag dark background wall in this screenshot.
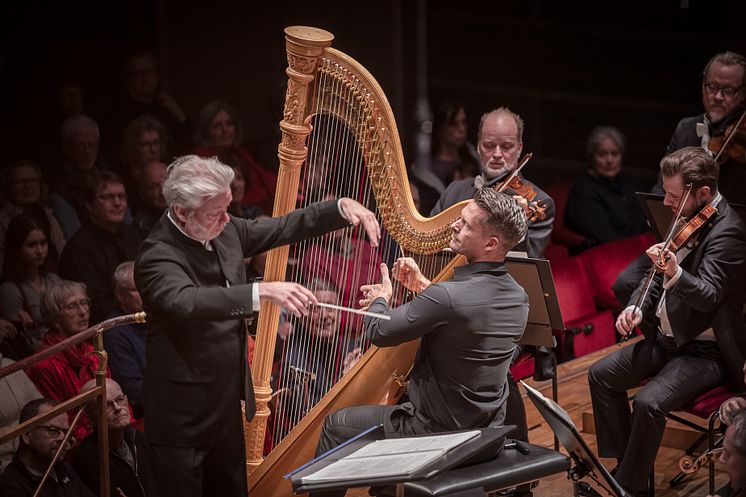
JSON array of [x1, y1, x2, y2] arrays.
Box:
[[2, 0, 745, 189]]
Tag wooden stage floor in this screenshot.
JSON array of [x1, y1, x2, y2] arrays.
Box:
[[346, 337, 729, 497]]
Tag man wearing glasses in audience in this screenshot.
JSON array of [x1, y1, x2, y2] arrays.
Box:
[[73, 378, 156, 497], [0, 398, 95, 496], [60, 171, 142, 324]]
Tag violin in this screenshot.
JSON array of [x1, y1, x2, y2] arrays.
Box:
[[494, 153, 548, 222], [654, 203, 718, 271], [678, 446, 723, 474], [708, 107, 746, 164], [620, 184, 718, 343]]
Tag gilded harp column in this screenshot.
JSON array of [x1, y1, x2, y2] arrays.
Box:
[[244, 26, 334, 473]]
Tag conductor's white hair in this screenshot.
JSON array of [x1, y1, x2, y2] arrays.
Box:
[[162, 155, 235, 210]]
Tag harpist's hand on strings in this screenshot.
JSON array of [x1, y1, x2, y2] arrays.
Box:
[[359, 263, 393, 309], [339, 198, 381, 248], [258, 282, 318, 318], [392, 257, 430, 293]]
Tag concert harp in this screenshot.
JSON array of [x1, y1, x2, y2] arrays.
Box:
[[244, 26, 467, 497]]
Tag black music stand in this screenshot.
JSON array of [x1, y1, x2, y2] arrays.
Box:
[[285, 425, 515, 495], [505, 255, 564, 349], [522, 381, 632, 497]]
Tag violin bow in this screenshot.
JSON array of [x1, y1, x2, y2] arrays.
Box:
[[621, 183, 693, 342], [496, 153, 533, 193]]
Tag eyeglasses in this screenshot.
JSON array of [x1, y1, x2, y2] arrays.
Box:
[[36, 425, 67, 438], [703, 82, 743, 98], [96, 193, 127, 202], [60, 298, 90, 313], [106, 394, 128, 412]]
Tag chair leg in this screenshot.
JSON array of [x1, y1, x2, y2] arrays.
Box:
[[649, 469, 655, 497]]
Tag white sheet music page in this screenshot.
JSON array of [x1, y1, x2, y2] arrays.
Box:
[[301, 430, 480, 483]]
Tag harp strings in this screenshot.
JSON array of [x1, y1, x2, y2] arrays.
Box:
[[268, 57, 451, 449]]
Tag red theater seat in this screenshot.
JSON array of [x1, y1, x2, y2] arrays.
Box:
[[545, 179, 586, 250], [550, 256, 616, 361], [578, 232, 656, 313]]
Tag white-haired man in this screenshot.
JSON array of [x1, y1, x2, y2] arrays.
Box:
[[134, 155, 380, 497]]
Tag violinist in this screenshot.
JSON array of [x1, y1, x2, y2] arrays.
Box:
[[708, 407, 746, 497], [589, 147, 746, 497], [655, 51, 746, 204], [429, 107, 557, 440], [431, 107, 555, 259], [613, 51, 746, 310]]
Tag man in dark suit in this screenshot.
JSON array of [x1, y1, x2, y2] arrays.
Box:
[[134, 155, 380, 497], [313, 189, 530, 497], [589, 147, 746, 497], [613, 51, 746, 308]]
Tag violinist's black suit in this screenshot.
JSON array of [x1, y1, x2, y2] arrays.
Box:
[[589, 197, 746, 493]]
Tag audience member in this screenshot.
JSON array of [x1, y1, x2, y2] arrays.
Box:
[[51, 115, 108, 233], [118, 115, 171, 209], [228, 163, 263, 220], [35, 77, 86, 180], [411, 102, 480, 214], [0, 161, 66, 278], [565, 126, 649, 249], [102, 48, 190, 157], [73, 378, 157, 497], [26, 280, 103, 442], [0, 215, 62, 350], [60, 171, 142, 323], [194, 100, 277, 214], [132, 161, 168, 236], [103, 262, 147, 418], [276, 279, 360, 429], [0, 398, 95, 497], [0, 351, 41, 473], [298, 224, 381, 317]]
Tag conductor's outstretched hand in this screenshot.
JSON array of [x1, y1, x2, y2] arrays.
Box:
[[339, 198, 381, 248]]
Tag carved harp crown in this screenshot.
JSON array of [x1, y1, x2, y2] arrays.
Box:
[[245, 26, 464, 497]]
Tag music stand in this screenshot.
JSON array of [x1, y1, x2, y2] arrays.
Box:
[[521, 381, 631, 497], [505, 255, 564, 348]]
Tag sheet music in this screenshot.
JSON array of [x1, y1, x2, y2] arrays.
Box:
[[300, 430, 480, 484], [301, 450, 442, 482], [349, 430, 479, 457]]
